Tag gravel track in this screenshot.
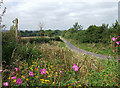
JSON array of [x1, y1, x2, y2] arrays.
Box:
[[61, 38, 113, 59]]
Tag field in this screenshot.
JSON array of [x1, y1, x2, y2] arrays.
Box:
[[2, 36, 119, 87]]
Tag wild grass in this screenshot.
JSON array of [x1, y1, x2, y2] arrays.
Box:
[[65, 38, 113, 56], [2, 40, 119, 87]]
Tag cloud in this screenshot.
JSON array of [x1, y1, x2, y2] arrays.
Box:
[[1, 0, 119, 30]]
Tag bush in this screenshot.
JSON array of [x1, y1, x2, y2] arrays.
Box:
[[2, 30, 17, 66], [20, 37, 62, 44], [54, 36, 62, 41]]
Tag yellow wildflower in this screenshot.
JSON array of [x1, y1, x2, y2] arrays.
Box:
[[13, 79, 16, 82], [8, 77, 11, 79], [46, 71, 49, 74], [21, 75, 25, 79], [45, 80, 50, 82], [51, 71, 53, 73], [48, 75, 51, 77], [78, 85, 82, 87], [40, 79, 44, 81], [26, 78, 28, 81], [52, 82, 55, 84], [42, 81, 45, 83]]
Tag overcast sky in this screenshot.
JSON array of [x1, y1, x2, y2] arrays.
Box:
[[1, 0, 120, 30]]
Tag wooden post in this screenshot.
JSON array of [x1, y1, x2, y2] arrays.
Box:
[[15, 18, 18, 39]]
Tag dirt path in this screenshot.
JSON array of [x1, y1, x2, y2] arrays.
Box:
[[61, 38, 113, 59]]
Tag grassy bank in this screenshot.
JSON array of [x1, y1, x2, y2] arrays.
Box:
[[2, 39, 119, 87], [63, 38, 113, 56]]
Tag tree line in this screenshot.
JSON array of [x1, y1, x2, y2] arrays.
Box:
[[61, 20, 120, 44], [20, 29, 62, 37], [16, 20, 120, 44]]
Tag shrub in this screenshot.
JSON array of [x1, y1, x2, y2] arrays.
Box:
[[14, 42, 42, 65], [20, 37, 62, 44], [2, 30, 17, 66]]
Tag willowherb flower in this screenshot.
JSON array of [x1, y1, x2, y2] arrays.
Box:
[[40, 68, 46, 74], [73, 63, 76, 65], [3, 82, 8, 86], [35, 67, 38, 69], [29, 71, 33, 76], [116, 41, 120, 45], [72, 64, 79, 71], [112, 37, 116, 41], [112, 50, 114, 52], [11, 76, 16, 79], [60, 71, 63, 74], [16, 78, 22, 85], [40, 63, 42, 65], [17, 39, 20, 41], [15, 68, 18, 71], [118, 59, 120, 62]]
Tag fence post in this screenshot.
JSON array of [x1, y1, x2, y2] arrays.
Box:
[[15, 18, 18, 39]]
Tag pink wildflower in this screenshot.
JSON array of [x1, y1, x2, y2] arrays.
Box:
[[112, 50, 114, 52], [29, 71, 33, 76], [16, 78, 22, 85], [35, 67, 38, 69], [116, 41, 119, 45], [118, 36, 120, 38], [40, 63, 42, 65], [3, 82, 8, 86], [15, 68, 18, 71], [60, 71, 63, 74], [73, 63, 76, 65], [112, 37, 116, 41], [11, 76, 16, 79], [118, 59, 120, 62], [17, 39, 20, 41], [72, 64, 79, 71], [40, 68, 46, 74]]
